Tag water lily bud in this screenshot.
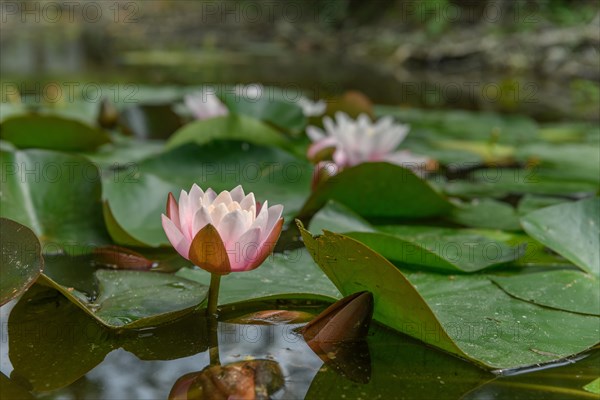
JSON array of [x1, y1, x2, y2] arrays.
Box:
[[161, 185, 284, 275]]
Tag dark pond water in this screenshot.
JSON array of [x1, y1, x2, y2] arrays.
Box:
[[1, 291, 599, 399]]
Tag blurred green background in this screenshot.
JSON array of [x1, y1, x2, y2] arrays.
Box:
[[1, 0, 599, 120]]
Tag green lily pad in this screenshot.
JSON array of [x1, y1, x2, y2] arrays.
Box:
[[103, 141, 313, 247], [449, 198, 522, 231], [440, 169, 598, 199], [0, 114, 110, 151], [102, 173, 180, 246], [517, 195, 568, 215], [0, 149, 110, 253], [521, 198, 600, 276], [309, 202, 524, 273], [584, 378, 600, 394], [516, 143, 600, 184], [40, 256, 209, 329], [176, 248, 340, 306], [300, 162, 453, 219], [221, 91, 306, 135], [167, 114, 291, 152], [299, 224, 600, 370], [0, 218, 43, 305], [492, 270, 600, 316]]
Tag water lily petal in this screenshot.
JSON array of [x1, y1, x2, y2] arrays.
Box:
[[192, 207, 213, 238], [250, 200, 269, 232], [211, 203, 230, 227], [229, 185, 245, 202], [213, 190, 233, 207], [265, 204, 284, 235], [219, 210, 249, 245], [251, 218, 284, 269], [166, 192, 180, 227], [307, 136, 337, 160], [307, 126, 325, 142], [239, 192, 256, 212], [203, 188, 217, 205], [189, 183, 204, 205], [162, 214, 190, 258], [230, 227, 262, 272], [178, 190, 194, 238]]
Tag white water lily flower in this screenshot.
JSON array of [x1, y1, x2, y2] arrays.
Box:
[[297, 97, 327, 117], [307, 112, 431, 171], [162, 185, 284, 275], [184, 91, 229, 120]]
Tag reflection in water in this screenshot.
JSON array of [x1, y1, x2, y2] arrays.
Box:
[[2, 287, 598, 399], [169, 359, 284, 400], [301, 292, 374, 384]]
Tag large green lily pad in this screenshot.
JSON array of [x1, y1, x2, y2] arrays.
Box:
[[300, 224, 600, 370], [0, 218, 43, 305], [521, 198, 600, 276], [0, 149, 110, 253]]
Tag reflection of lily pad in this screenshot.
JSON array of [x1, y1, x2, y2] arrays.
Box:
[[8, 284, 209, 392]]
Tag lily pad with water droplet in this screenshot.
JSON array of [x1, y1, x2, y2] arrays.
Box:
[[40, 261, 208, 329], [521, 197, 600, 277]]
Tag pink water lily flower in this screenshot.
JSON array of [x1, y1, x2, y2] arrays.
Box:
[[307, 112, 431, 171], [184, 91, 229, 120], [161, 185, 283, 275]]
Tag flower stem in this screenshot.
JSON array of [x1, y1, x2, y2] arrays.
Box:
[[208, 316, 220, 365], [207, 273, 221, 317], [207, 273, 221, 365]]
